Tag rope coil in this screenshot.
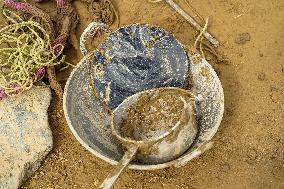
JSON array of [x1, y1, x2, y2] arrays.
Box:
[[0, 9, 64, 99]]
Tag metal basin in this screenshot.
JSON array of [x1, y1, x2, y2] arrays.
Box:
[[63, 24, 224, 170]]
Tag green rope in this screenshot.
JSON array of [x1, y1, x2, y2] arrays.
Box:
[[0, 9, 64, 97]]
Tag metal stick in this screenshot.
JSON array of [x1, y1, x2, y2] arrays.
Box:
[[99, 145, 138, 189], [165, 0, 219, 47]]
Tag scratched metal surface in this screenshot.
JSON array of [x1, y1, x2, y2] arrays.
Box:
[[63, 24, 224, 170], [91, 24, 189, 109], [63, 55, 224, 170]]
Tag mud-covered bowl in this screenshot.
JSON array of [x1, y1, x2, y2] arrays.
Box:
[[63, 51, 224, 170], [111, 87, 198, 164]]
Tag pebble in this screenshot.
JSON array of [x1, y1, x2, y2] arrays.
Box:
[[271, 86, 281, 92], [247, 148, 258, 161], [258, 72, 266, 81], [222, 163, 231, 171], [235, 33, 251, 44]]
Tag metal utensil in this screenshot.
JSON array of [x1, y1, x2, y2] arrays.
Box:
[[63, 23, 224, 171], [99, 87, 198, 189]]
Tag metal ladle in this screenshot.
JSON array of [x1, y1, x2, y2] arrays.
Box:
[[99, 87, 198, 189]]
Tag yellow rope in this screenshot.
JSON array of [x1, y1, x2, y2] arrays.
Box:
[[194, 17, 208, 51], [148, 0, 163, 3], [0, 9, 64, 97]]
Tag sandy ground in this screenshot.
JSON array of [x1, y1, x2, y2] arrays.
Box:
[[2, 0, 283, 188]]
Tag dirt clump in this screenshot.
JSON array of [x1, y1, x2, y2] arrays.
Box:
[[119, 90, 187, 140], [235, 32, 251, 44]]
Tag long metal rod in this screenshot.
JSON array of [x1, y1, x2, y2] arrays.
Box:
[[165, 0, 219, 47]]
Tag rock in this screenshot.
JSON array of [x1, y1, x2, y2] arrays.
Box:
[[247, 148, 259, 161], [0, 87, 53, 189], [235, 33, 251, 44], [222, 163, 231, 171], [258, 72, 266, 81], [238, 52, 243, 57]]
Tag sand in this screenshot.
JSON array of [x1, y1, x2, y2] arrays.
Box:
[[1, 0, 283, 188]]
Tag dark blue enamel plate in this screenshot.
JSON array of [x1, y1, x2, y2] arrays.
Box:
[[91, 24, 189, 109]]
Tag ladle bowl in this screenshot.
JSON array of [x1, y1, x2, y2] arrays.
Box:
[[112, 87, 198, 164], [100, 87, 198, 188]]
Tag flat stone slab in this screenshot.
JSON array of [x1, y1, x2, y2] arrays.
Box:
[[0, 87, 53, 189]]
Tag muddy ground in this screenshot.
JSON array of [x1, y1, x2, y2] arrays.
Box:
[[2, 0, 283, 188]]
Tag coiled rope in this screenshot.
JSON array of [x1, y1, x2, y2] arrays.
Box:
[[0, 9, 64, 99]]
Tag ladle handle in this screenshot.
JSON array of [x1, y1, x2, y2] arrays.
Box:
[[80, 21, 112, 56], [99, 145, 138, 189]]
